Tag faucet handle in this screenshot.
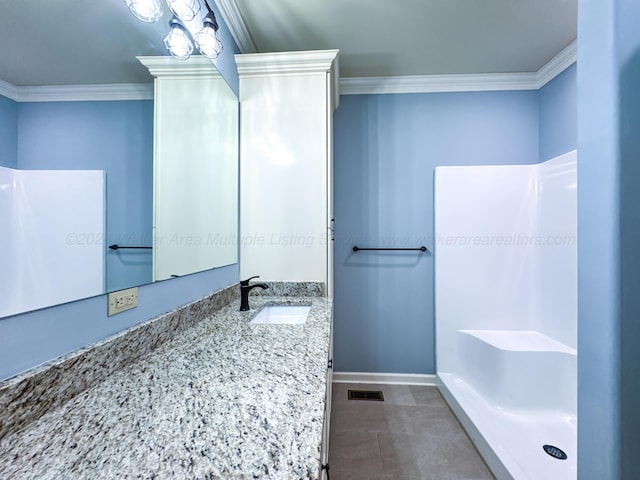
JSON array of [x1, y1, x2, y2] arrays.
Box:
[[240, 275, 260, 286]]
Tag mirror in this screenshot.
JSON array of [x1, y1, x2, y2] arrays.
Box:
[[0, 1, 239, 318], [141, 56, 239, 282]]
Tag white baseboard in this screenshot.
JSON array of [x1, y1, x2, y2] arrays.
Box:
[[332, 371, 436, 386]]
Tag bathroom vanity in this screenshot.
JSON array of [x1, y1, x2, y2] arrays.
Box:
[[0, 287, 333, 479]]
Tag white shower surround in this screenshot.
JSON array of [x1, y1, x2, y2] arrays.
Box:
[[434, 151, 577, 479], [0, 166, 105, 318]]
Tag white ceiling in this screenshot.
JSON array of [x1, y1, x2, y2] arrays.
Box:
[[233, 0, 577, 77], [0, 0, 577, 88]]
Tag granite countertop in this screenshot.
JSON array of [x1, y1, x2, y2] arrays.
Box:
[[0, 295, 332, 480]]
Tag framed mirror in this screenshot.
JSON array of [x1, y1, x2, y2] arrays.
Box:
[[0, 0, 239, 318]]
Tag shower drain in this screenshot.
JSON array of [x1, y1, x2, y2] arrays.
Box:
[[543, 444, 568, 460]]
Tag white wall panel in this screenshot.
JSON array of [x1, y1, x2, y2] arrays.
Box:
[[434, 164, 537, 373], [533, 150, 577, 349], [434, 151, 577, 370], [0, 166, 104, 317]]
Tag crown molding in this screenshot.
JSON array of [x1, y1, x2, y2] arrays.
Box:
[[212, 0, 257, 53], [340, 40, 577, 95], [340, 72, 538, 95], [137, 55, 222, 78], [1, 41, 577, 101], [16, 84, 153, 102], [0, 80, 153, 102], [236, 50, 340, 108], [235, 49, 339, 76], [535, 40, 577, 89], [0, 79, 20, 101]]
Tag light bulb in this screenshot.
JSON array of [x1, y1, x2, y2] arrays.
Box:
[[166, 0, 200, 22], [194, 13, 223, 59], [125, 0, 163, 23], [164, 19, 194, 60]]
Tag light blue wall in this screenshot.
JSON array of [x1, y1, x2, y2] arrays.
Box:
[[333, 90, 539, 374], [17, 100, 154, 291], [539, 63, 577, 161], [208, 1, 240, 97], [0, 94, 17, 167], [618, 2, 640, 476], [578, 0, 640, 477], [0, 12, 241, 382]]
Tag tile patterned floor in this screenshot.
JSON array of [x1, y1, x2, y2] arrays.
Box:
[[328, 383, 495, 480]]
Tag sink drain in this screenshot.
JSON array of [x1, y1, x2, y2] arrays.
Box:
[[543, 445, 567, 460]]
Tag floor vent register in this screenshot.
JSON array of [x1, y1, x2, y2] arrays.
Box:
[[347, 390, 384, 401]]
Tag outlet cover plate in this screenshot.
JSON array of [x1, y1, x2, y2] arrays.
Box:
[[108, 287, 138, 316]]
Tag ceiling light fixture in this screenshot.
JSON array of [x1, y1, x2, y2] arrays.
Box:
[[125, 0, 163, 23], [166, 0, 200, 22], [194, 2, 223, 59], [125, 0, 223, 60], [164, 17, 194, 60]]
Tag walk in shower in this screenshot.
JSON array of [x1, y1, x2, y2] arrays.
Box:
[[434, 151, 577, 479]]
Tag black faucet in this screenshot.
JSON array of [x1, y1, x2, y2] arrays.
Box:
[[240, 276, 269, 311]]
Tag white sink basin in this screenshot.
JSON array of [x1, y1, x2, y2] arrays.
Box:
[[249, 305, 311, 325]]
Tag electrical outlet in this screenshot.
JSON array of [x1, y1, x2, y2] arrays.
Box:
[[108, 287, 138, 316]]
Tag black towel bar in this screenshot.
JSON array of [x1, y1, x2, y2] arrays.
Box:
[[352, 246, 428, 252]]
